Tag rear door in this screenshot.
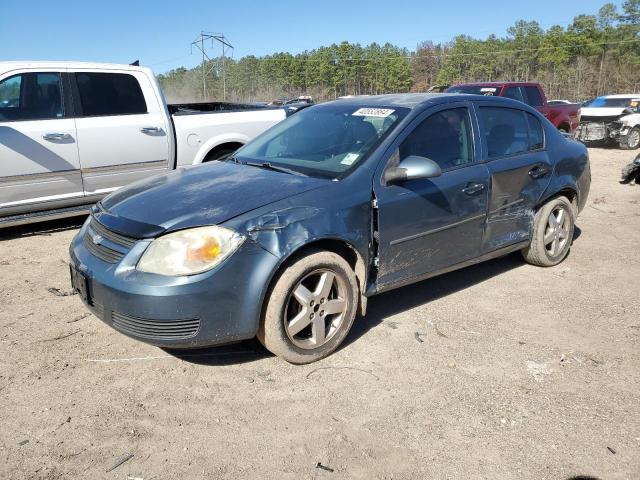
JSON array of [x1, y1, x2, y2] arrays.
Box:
[[374, 103, 490, 289], [71, 70, 171, 197], [0, 70, 83, 214], [477, 103, 553, 252]]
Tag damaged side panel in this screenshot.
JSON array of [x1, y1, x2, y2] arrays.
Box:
[[481, 150, 553, 252], [225, 182, 375, 308]]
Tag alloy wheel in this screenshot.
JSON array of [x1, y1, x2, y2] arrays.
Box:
[[544, 206, 571, 257], [284, 269, 347, 349]]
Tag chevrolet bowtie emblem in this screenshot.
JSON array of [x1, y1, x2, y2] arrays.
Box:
[[91, 233, 103, 245]]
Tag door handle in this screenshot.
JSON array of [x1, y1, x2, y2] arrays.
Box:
[[462, 183, 486, 195], [140, 126, 164, 135], [529, 165, 550, 179], [42, 132, 71, 141]]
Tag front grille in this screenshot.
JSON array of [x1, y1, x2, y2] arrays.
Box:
[[88, 218, 137, 248], [112, 312, 200, 340], [83, 233, 125, 263], [83, 217, 138, 264]]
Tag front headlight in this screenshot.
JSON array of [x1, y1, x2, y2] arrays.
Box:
[[137, 226, 244, 276]]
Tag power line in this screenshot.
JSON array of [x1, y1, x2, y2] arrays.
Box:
[[190, 31, 234, 100]]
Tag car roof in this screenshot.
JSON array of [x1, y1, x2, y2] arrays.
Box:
[[0, 61, 151, 74], [599, 93, 640, 99], [328, 92, 527, 110]]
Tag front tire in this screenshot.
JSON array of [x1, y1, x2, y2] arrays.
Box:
[[620, 126, 640, 150], [522, 196, 575, 267], [258, 251, 358, 364]]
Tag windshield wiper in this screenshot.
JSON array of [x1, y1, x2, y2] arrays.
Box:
[[243, 161, 307, 177]]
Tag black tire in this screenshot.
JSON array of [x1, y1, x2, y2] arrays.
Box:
[[619, 126, 640, 150], [522, 196, 575, 267], [257, 250, 358, 364], [203, 148, 238, 162]]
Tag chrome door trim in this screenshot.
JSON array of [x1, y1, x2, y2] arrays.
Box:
[[0, 169, 80, 184], [80, 159, 168, 174]]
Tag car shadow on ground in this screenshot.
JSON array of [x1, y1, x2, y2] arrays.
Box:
[[164, 339, 272, 366], [0, 215, 87, 240], [342, 251, 527, 350]]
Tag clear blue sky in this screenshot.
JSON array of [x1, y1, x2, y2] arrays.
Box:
[[2, 0, 620, 73]]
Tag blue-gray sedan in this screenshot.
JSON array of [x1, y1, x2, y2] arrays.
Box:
[[69, 94, 591, 363]]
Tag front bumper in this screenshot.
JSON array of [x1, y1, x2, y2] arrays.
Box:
[[577, 121, 626, 143], [69, 220, 280, 348]]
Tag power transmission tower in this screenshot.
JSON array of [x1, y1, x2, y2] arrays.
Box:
[[190, 31, 234, 101]]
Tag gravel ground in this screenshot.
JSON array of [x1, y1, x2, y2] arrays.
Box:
[[0, 147, 639, 480]]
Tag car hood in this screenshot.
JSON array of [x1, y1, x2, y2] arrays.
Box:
[[98, 161, 329, 237]]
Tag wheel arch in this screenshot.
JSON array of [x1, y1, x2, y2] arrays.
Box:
[[192, 133, 250, 164], [259, 237, 370, 320], [202, 141, 244, 162], [536, 186, 578, 213]]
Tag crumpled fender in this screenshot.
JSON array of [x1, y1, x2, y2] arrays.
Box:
[[225, 192, 373, 315]]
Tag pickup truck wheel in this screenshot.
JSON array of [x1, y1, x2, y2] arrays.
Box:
[[620, 126, 640, 150], [258, 251, 358, 364], [522, 196, 574, 267]]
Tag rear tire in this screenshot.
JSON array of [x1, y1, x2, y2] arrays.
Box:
[[257, 251, 358, 364], [619, 126, 640, 150], [522, 196, 575, 267]]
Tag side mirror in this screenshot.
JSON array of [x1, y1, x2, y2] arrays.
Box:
[[383, 155, 442, 185]]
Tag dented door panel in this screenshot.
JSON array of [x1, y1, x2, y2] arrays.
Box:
[[482, 150, 552, 251]]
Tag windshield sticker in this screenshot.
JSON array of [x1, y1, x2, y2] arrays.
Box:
[[480, 87, 497, 92], [340, 153, 360, 165], [352, 108, 395, 118]]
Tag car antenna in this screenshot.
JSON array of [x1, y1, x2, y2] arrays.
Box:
[[130, 60, 140, 66]]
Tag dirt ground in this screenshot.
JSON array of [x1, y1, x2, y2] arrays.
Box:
[[0, 148, 639, 480]]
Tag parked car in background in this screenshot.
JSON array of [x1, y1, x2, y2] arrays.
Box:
[[446, 82, 581, 134], [70, 93, 590, 364], [548, 99, 572, 105], [576, 94, 640, 149], [0, 61, 296, 227]]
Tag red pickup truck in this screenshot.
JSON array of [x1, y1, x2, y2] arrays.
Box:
[[446, 82, 581, 135]]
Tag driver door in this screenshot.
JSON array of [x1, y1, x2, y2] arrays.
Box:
[[373, 103, 490, 290]]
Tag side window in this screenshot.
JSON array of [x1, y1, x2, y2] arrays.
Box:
[[480, 107, 530, 158], [523, 86, 544, 107], [399, 107, 474, 171], [526, 112, 545, 150], [0, 73, 63, 121], [75, 72, 147, 116], [503, 87, 525, 103]]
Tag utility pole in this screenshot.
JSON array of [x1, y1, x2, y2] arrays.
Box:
[[190, 31, 234, 101]]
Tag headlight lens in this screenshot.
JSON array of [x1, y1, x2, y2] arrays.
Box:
[[137, 226, 244, 276]]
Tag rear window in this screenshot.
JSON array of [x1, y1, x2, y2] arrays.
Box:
[[75, 72, 147, 116], [526, 112, 544, 150], [480, 107, 545, 158], [523, 86, 544, 107]]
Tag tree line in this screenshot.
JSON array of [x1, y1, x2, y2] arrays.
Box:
[[157, 0, 640, 103]]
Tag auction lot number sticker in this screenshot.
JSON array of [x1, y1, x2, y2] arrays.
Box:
[[352, 108, 395, 117]]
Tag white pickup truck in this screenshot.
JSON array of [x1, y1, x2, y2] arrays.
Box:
[[0, 61, 295, 227]]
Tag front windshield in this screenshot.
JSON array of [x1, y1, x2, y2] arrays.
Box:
[[234, 103, 408, 178], [584, 96, 639, 108]]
